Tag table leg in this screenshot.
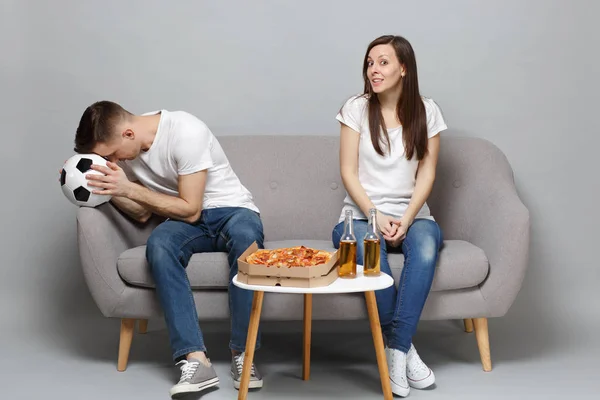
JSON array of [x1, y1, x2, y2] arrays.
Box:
[[302, 293, 312, 381], [364, 291, 393, 400], [238, 291, 264, 400]]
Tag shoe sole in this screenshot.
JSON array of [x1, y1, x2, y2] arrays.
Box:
[[169, 377, 220, 397], [390, 379, 410, 397], [232, 374, 264, 390], [408, 369, 435, 389]]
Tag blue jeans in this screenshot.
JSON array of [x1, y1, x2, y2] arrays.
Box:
[[146, 207, 264, 360], [332, 218, 443, 353]]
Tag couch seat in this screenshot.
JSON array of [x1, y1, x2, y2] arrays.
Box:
[[117, 239, 488, 292]]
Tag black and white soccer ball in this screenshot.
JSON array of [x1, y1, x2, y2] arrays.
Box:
[[60, 154, 112, 207]]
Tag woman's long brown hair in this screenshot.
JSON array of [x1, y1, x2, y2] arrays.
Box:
[[362, 35, 428, 160]]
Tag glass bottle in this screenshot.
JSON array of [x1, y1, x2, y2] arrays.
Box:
[[338, 210, 357, 278], [363, 208, 381, 276]]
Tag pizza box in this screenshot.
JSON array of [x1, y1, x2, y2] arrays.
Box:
[[236, 261, 339, 288], [237, 242, 339, 279]]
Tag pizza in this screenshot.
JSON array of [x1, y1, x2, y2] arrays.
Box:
[[246, 246, 332, 267]]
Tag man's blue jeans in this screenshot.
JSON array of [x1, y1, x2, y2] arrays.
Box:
[[146, 207, 264, 360], [332, 218, 443, 353]]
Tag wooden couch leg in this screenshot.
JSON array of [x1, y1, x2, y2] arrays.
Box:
[[138, 319, 148, 334], [473, 317, 492, 372], [464, 318, 474, 333], [118, 319, 136, 371]]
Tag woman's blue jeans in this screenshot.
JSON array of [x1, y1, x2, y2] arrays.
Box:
[[332, 218, 443, 353]]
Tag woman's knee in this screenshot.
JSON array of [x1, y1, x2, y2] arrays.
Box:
[[331, 222, 344, 248], [415, 238, 439, 266], [405, 220, 442, 266]]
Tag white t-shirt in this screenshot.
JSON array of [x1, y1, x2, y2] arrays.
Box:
[[336, 94, 447, 222], [120, 110, 259, 214]]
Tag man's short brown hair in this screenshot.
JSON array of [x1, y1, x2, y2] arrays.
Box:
[[74, 101, 132, 153]]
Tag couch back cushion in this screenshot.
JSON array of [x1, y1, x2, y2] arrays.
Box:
[[218, 135, 513, 242], [219, 135, 344, 241]]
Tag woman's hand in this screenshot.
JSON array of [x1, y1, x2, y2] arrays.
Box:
[[377, 210, 402, 240], [386, 216, 414, 247]]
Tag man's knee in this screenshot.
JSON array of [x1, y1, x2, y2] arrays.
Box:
[[146, 222, 179, 263], [230, 225, 264, 249], [228, 211, 264, 247]]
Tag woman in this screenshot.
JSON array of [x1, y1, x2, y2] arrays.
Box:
[[332, 35, 447, 397]]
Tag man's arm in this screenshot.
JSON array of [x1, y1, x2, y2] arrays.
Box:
[[87, 161, 207, 224], [126, 170, 206, 224], [88, 128, 208, 222], [110, 183, 153, 223]]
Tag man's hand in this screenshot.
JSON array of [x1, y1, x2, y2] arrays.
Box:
[[58, 159, 67, 182], [86, 161, 135, 198]]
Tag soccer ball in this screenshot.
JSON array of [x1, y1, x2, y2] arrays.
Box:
[[60, 154, 112, 207]]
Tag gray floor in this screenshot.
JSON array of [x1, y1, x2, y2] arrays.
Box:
[[2, 314, 598, 400]]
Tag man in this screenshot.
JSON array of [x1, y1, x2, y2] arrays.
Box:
[[74, 101, 264, 397]]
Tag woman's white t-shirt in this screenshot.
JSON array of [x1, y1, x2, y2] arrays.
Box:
[[336, 94, 447, 223], [119, 110, 259, 213]]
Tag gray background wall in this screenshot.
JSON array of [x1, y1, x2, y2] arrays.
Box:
[[1, 0, 598, 377]]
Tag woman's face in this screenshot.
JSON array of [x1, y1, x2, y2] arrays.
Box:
[[366, 44, 404, 94]]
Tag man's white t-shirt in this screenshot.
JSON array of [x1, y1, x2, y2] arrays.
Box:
[[336, 94, 447, 223], [120, 110, 259, 214]]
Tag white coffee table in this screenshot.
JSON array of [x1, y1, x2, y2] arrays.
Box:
[[232, 265, 394, 400]]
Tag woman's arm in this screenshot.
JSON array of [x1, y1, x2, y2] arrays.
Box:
[[404, 134, 440, 223], [387, 134, 441, 245], [339, 124, 400, 237]]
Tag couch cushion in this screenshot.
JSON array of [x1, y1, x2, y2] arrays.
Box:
[[397, 240, 489, 291], [117, 239, 488, 292]]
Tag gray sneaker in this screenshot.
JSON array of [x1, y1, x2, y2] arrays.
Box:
[[231, 352, 263, 390], [169, 358, 219, 398]]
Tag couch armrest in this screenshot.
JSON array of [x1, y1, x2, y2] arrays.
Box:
[[431, 137, 530, 317], [468, 179, 530, 317], [76, 203, 162, 317]]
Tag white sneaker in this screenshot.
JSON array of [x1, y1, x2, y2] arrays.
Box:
[[407, 344, 435, 389], [385, 347, 410, 397]]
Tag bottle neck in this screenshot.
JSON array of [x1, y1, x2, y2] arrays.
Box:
[[368, 212, 377, 234], [346, 216, 354, 235]]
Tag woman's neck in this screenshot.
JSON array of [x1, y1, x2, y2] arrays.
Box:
[[378, 83, 402, 111]]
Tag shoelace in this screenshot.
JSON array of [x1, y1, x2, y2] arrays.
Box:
[[176, 360, 200, 383], [388, 349, 407, 382], [235, 354, 256, 376], [407, 350, 429, 375]]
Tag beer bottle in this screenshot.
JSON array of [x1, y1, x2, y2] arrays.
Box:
[[338, 210, 357, 278], [363, 208, 381, 276]]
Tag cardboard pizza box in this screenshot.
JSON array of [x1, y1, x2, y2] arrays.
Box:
[[237, 242, 339, 279], [236, 261, 339, 288]]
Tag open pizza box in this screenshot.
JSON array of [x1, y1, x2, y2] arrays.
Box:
[[237, 242, 340, 288]]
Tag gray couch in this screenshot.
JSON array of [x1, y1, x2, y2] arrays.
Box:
[[76, 135, 530, 373]]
